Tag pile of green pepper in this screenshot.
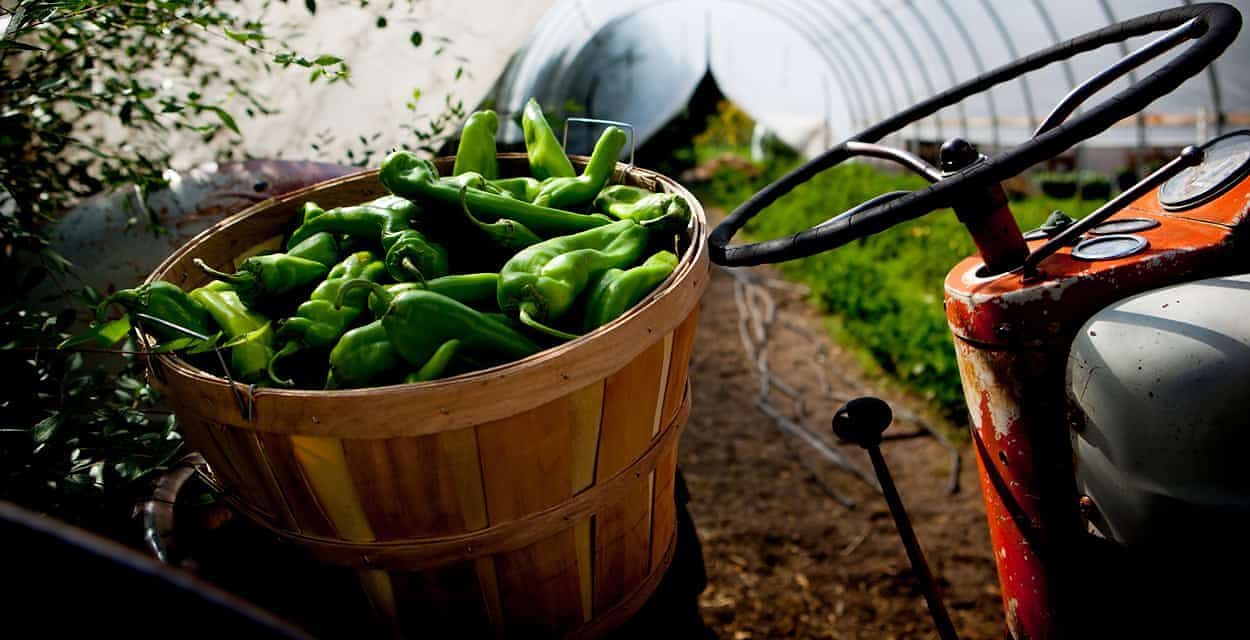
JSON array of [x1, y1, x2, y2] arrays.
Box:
[[77, 99, 690, 390]]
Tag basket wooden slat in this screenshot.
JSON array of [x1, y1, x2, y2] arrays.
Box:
[[594, 336, 670, 612], [650, 444, 680, 571], [343, 433, 475, 538], [254, 431, 337, 537], [149, 154, 707, 637], [662, 310, 701, 427]]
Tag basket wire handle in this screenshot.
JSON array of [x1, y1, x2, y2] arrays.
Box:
[[133, 312, 255, 422], [561, 117, 637, 185]]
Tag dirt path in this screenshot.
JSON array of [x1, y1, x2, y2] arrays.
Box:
[[681, 264, 1003, 639]]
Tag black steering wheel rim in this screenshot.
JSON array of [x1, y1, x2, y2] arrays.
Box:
[[709, 2, 1241, 267]]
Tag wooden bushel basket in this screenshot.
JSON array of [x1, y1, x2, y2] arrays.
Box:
[[144, 154, 708, 638]]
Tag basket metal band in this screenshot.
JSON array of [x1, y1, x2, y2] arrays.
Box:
[[198, 381, 691, 571]]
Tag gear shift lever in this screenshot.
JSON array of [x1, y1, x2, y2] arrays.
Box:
[[834, 397, 960, 640]]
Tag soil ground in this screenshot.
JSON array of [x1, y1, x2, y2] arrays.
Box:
[[681, 263, 1003, 639]]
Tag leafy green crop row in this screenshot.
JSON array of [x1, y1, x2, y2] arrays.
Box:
[[697, 160, 1102, 420]]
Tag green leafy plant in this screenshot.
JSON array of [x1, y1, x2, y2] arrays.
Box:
[[0, 0, 460, 537], [692, 100, 755, 162]]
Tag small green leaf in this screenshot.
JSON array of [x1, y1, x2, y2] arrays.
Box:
[[410, 31, 423, 47], [223, 28, 263, 44], [222, 322, 270, 348], [31, 414, 64, 444], [184, 332, 225, 355], [81, 286, 102, 306], [202, 106, 239, 134], [40, 249, 75, 274], [376, 17, 387, 28], [152, 336, 196, 353], [305, 0, 317, 14], [313, 55, 342, 66], [113, 460, 146, 481], [0, 40, 42, 52], [58, 316, 131, 349]]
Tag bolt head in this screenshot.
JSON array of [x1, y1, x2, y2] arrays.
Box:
[[1079, 495, 1097, 518]]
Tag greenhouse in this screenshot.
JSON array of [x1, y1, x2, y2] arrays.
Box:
[[493, 0, 1250, 167], [4, 1, 1250, 639]]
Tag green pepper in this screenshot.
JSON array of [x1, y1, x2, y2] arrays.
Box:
[[300, 201, 326, 224], [594, 185, 691, 229], [287, 198, 409, 248], [583, 251, 678, 331], [286, 196, 449, 282], [380, 152, 608, 237], [345, 281, 539, 374], [380, 228, 445, 282], [452, 110, 499, 179], [367, 273, 499, 318], [268, 250, 388, 386], [96, 281, 214, 342], [193, 232, 337, 300], [491, 176, 542, 202], [326, 319, 403, 389], [193, 255, 326, 301], [403, 339, 461, 383], [455, 184, 541, 252], [521, 98, 575, 180], [286, 230, 341, 267], [530, 126, 627, 209], [497, 219, 648, 340], [189, 281, 275, 384]]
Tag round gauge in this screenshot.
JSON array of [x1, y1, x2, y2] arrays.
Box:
[[1071, 235, 1149, 261], [1089, 217, 1160, 235], [1159, 130, 1250, 210]]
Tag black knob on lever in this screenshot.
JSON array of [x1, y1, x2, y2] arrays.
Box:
[[938, 137, 982, 173], [834, 397, 961, 640], [832, 396, 894, 446]]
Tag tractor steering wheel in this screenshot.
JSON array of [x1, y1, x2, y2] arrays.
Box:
[[709, 3, 1241, 267]]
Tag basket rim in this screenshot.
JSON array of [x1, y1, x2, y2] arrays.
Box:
[[144, 154, 709, 437]]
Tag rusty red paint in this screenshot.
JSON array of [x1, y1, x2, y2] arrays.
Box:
[[944, 182, 1246, 639], [957, 341, 1072, 637], [958, 191, 1030, 275]]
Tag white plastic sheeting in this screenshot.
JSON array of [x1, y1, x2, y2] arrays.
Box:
[[492, 0, 1250, 157], [163, 0, 556, 168]]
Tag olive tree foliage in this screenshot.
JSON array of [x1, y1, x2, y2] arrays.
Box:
[[0, 0, 462, 536]]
